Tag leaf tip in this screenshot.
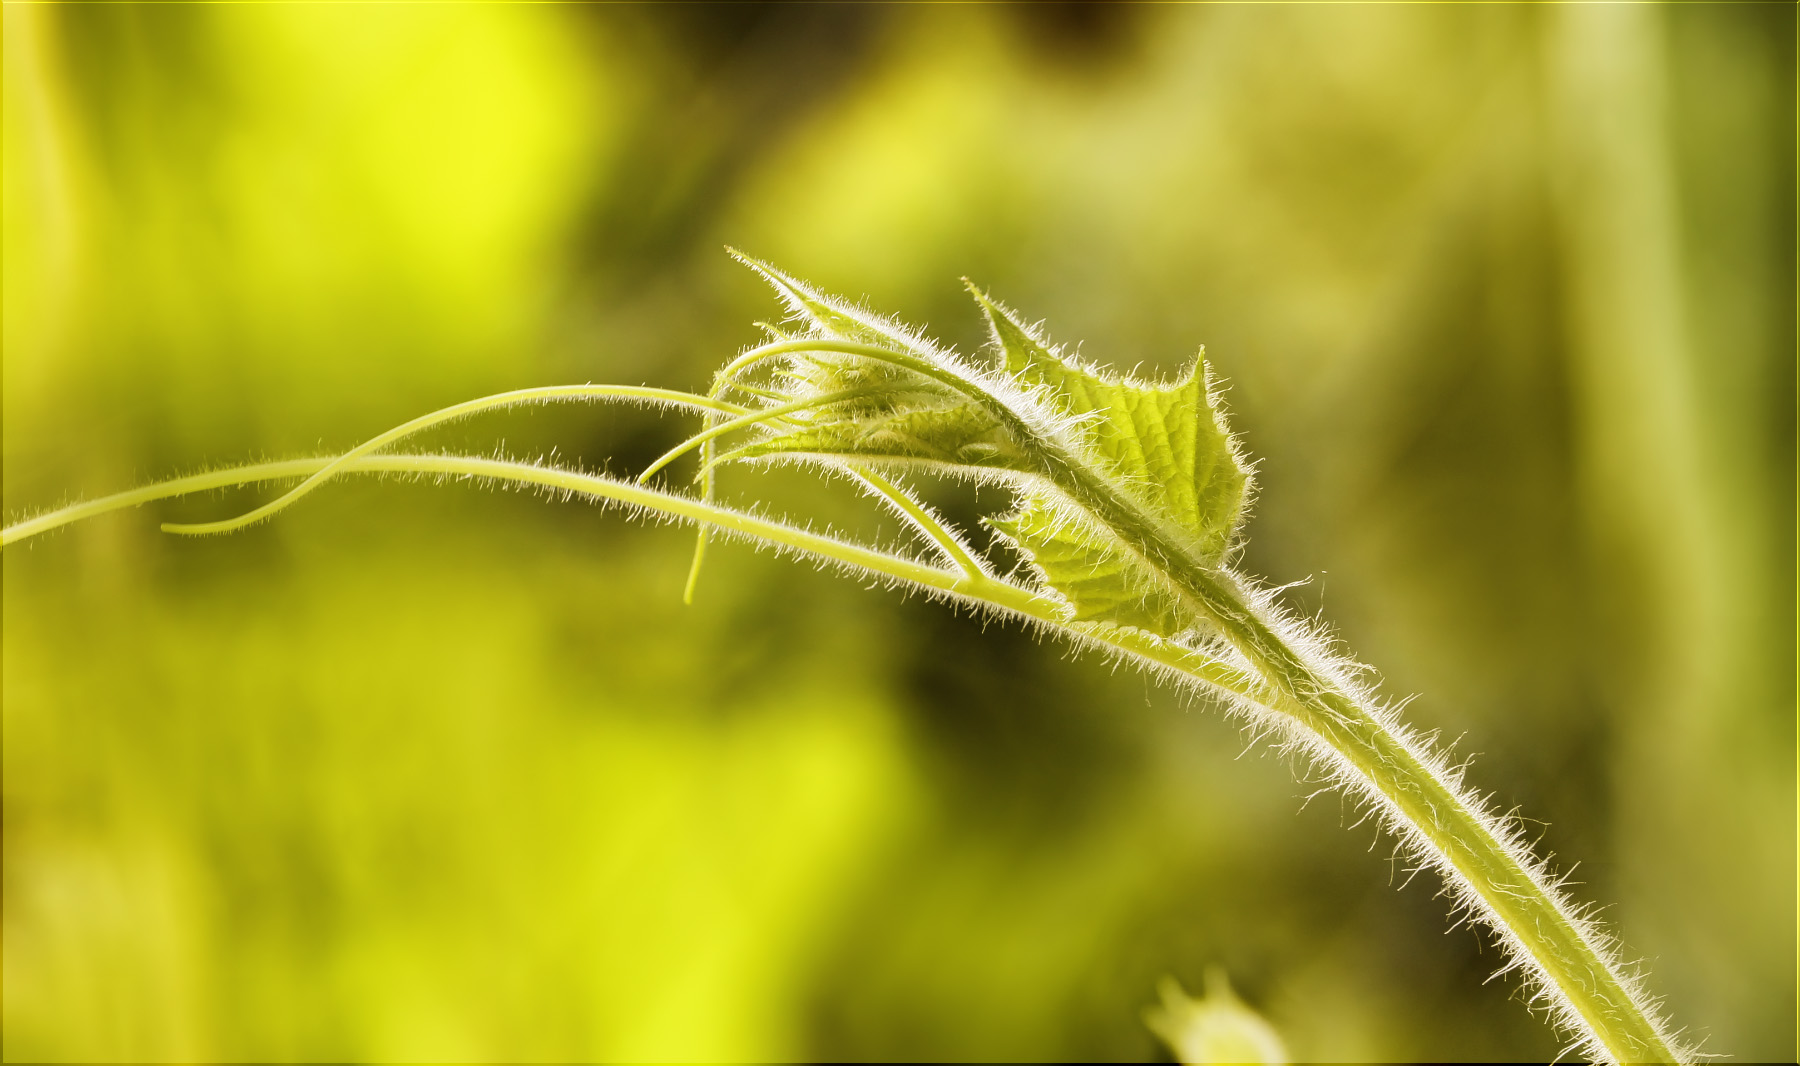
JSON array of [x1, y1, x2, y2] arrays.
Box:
[[727, 248, 820, 309], [726, 246, 784, 285], [1179, 345, 1211, 387], [962, 278, 1010, 323]]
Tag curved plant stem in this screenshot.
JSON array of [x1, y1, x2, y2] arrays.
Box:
[[0, 452, 1247, 694], [2, 447, 1681, 1064], [944, 363, 1682, 1064], [1007, 450, 1678, 1060], [1194, 573, 1680, 1064], [705, 331, 1683, 1061], [1, 232, 1692, 1063]]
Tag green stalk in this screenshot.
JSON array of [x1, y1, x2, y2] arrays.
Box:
[[3, 360, 1683, 1061], [1033, 454, 1681, 1063], [746, 335, 1684, 1063], [1202, 576, 1676, 1064], [0, 452, 1247, 708]]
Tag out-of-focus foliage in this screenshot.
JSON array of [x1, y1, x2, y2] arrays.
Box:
[[1146, 971, 1287, 1066], [4, 4, 1792, 1061]]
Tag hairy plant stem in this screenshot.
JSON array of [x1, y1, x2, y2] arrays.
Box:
[[1019, 451, 1677, 1064], [1, 229, 1690, 1061], [4, 452, 1680, 1063], [1044, 437, 1677, 1064], [1205, 577, 1677, 1065], [722, 337, 1682, 1064]]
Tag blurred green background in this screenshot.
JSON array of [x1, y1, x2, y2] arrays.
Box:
[[4, 4, 1792, 1061]]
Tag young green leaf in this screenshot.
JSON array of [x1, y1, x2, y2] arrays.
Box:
[[967, 288, 1250, 637], [970, 287, 1249, 561], [988, 494, 1190, 634]]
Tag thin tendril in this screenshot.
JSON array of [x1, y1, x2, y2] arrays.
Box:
[[636, 385, 887, 486], [841, 465, 988, 579], [161, 384, 742, 537]]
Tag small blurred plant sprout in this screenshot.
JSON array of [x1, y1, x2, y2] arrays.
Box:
[[1145, 971, 1286, 1066], [1, 254, 1689, 1064]]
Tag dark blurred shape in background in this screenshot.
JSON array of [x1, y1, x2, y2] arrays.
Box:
[[4, 4, 1792, 1061]]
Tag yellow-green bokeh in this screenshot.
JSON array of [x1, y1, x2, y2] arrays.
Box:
[[5, 4, 1792, 1061]]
